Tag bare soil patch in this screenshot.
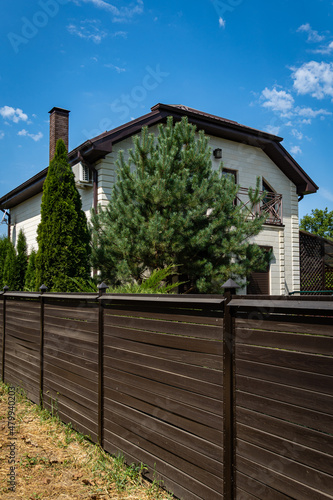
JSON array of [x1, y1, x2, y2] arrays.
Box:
[[0, 384, 173, 500]]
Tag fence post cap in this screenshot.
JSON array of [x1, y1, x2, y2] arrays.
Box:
[[97, 282, 108, 296], [39, 284, 48, 294], [3, 285, 9, 292], [222, 278, 240, 290]]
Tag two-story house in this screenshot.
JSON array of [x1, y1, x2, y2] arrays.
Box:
[[0, 104, 318, 294]]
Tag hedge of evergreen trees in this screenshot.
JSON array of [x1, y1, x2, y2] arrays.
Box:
[[0, 231, 36, 291]]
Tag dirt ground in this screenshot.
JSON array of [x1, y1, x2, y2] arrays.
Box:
[[0, 384, 173, 500]]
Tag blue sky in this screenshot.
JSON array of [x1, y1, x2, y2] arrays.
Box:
[[1, 0, 333, 236]]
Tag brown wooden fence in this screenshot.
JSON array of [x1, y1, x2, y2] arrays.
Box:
[[0, 290, 332, 500]]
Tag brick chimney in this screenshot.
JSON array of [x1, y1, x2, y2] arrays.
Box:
[[48, 107, 70, 163]]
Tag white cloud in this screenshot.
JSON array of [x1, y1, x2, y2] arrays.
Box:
[[260, 87, 294, 115], [0, 131, 4, 139], [291, 129, 303, 140], [104, 63, 126, 73], [73, 0, 144, 22], [18, 129, 43, 141], [290, 145, 302, 155], [311, 41, 333, 54], [219, 17, 226, 28], [0, 106, 28, 123], [297, 23, 325, 42], [112, 31, 127, 38], [292, 61, 333, 100], [295, 106, 332, 118], [67, 20, 107, 43], [265, 125, 280, 135]]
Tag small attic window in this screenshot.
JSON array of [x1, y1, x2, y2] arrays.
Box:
[[262, 178, 275, 193]]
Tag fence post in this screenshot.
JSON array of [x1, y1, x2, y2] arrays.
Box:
[[1, 286, 9, 382], [97, 282, 108, 447], [39, 284, 47, 407], [222, 279, 239, 500]]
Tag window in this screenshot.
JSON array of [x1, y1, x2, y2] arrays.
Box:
[[222, 168, 237, 183], [247, 246, 272, 295]]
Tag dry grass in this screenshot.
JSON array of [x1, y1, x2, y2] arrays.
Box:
[[0, 383, 174, 500]]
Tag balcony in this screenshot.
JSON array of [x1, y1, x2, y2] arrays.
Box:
[[236, 187, 283, 226]]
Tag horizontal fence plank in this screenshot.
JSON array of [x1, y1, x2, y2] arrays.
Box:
[[104, 400, 223, 465], [236, 374, 333, 416], [236, 359, 333, 396], [237, 440, 333, 497], [237, 455, 333, 500], [237, 423, 333, 476], [44, 386, 98, 430], [104, 362, 223, 416], [236, 317, 333, 336], [44, 360, 98, 392], [44, 353, 98, 382], [44, 347, 98, 374], [103, 410, 223, 493], [44, 315, 98, 334], [44, 335, 98, 362], [44, 303, 98, 322], [104, 353, 222, 400], [103, 383, 222, 445], [103, 425, 223, 500], [236, 471, 293, 500], [236, 344, 332, 377], [104, 345, 222, 386], [105, 332, 222, 368], [5, 354, 39, 383], [43, 372, 98, 405], [237, 391, 332, 435], [104, 371, 223, 430], [43, 323, 98, 344], [236, 328, 333, 354], [104, 304, 224, 325], [105, 313, 223, 340], [104, 324, 223, 355], [6, 320, 40, 342], [230, 298, 333, 313], [237, 407, 333, 457], [43, 395, 98, 443]]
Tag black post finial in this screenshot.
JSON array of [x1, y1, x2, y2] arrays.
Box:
[[97, 282, 108, 297], [40, 284, 48, 294], [3, 286, 9, 293], [222, 278, 240, 297]]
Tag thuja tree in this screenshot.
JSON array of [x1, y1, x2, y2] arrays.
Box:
[[0, 236, 10, 287], [16, 229, 28, 290], [91, 116, 268, 293], [24, 249, 37, 291], [35, 139, 91, 291], [2, 240, 17, 290]]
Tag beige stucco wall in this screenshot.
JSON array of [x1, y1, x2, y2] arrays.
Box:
[[9, 127, 301, 294]]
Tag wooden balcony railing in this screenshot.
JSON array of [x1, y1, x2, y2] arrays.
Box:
[[236, 187, 283, 226]]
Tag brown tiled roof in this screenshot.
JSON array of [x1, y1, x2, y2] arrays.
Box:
[[0, 103, 318, 210]]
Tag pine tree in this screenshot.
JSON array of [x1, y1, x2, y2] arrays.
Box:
[[91, 116, 268, 293], [16, 229, 28, 290], [35, 139, 91, 291], [2, 240, 17, 290], [24, 249, 37, 291]]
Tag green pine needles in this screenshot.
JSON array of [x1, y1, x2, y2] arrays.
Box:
[[91, 116, 269, 293], [35, 139, 91, 292]]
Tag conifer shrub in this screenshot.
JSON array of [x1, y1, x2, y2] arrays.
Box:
[[35, 139, 91, 292], [91, 116, 268, 293]]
